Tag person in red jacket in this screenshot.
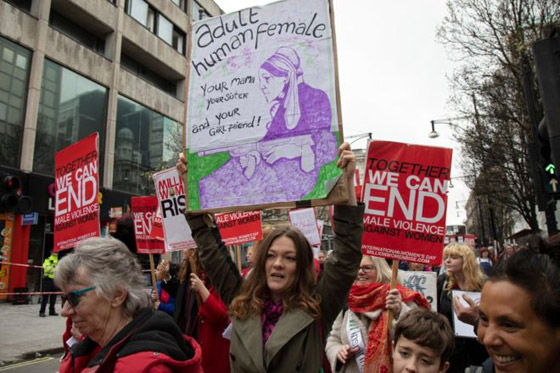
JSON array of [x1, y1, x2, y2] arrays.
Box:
[[190, 273, 231, 373], [55, 237, 202, 373]]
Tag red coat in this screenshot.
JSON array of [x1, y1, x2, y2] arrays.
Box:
[[197, 286, 231, 373], [60, 309, 202, 373]]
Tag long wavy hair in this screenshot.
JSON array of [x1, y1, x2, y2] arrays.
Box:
[[229, 226, 321, 320], [443, 243, 485, 293]]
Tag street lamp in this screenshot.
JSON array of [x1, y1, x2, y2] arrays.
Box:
[[427, 117, 470, 138], [346, 132, 372, 145]]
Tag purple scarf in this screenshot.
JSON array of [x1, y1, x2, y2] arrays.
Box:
[[261, 297, 283, 344]]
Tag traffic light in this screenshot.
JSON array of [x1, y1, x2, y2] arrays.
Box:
[[537, 118, 554, 173], [534, 35, 560, 180], [0, 174, 32, 213], [535, 118, 560, 196]]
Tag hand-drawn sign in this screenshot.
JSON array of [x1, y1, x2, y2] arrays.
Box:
[[186, 0, 342, 211]]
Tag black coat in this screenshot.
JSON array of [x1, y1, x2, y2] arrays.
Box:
[[437, 274, 489, 373]]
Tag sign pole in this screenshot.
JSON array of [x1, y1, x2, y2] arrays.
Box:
[[181, 0, 194, 210], [149, 254, 158, 301], [386, 260, 399, 328], [188, 250, 202, 308], [236, 244, 242, 273]]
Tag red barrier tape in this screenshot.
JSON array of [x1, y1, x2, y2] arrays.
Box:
[[0, 262, 44, 269], [0, 291, 63, 296], [1, 263, 153, 272]]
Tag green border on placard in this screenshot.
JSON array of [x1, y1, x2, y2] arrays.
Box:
[[187, 151, 230, 211]]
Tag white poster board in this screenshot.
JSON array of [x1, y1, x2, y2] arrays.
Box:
[[400, 270, 437, 312], [185, 0, 341, 211], [153, 168, 196, 251], [289, 208, 321, 246], [451, 290, 481, 338]]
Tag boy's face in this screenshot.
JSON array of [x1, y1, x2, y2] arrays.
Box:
[[393, 336, 449, 373]]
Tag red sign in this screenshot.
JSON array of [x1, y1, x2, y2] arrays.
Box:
[[361, 140, 452, 265], [132, 196, 165, 254], [354, 169, 363, 203], [464, 234, 476, 248], [215, 211, 263, 246], [54, 133, 100, 251]]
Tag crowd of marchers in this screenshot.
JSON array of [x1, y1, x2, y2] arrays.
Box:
[[47, 143, 560, 373]]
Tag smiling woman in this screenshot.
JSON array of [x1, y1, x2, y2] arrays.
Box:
[[477, 240, 560, 373]]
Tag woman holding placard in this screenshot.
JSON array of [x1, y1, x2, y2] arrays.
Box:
[[437, 243, 488, 372], [325, 256, 429, 372], [178, 142, 363, 372]]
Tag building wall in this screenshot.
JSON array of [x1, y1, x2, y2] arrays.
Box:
[[0, 0, 222, 295]]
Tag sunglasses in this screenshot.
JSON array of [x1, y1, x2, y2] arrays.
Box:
[[61, 286, 96, 308]]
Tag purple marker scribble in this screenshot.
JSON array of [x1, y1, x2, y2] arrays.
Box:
[[199, 46, 337, 209]]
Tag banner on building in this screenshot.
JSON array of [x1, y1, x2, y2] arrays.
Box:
[[131, 196, 165, 254], [361, 140, 452, 265], [185, 0, 342, 212], [215, 211, 263, 246], [153, 168, 197, 251], [54, 133, 100, 252], [289, 208, 321, 246]]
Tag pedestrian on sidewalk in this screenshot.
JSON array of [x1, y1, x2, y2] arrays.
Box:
[[39, 251, 58, 317]]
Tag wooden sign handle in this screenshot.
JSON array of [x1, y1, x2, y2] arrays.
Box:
[[149, 254, 158, 301], [386, 260, 399, 328]]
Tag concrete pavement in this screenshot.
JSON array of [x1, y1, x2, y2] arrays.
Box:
[[0, 300, 66, 365]]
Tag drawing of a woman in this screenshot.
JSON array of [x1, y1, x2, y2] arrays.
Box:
[[198, 47, 337, 209]]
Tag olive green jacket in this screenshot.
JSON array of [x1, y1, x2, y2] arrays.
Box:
[[186, 204, 364, 372]]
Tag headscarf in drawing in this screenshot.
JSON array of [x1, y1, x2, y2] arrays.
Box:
[[260, 47, 303, 130]]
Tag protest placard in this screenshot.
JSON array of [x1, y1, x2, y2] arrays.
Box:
[[131, 196, 165, 254], [361, 140, 452, 265], [153, 168, 196, 251], [54, 133, 100, 251], [400, 270, 437, 312], [289, 208, 321, 246], [464, 234, 476, 248], [451, 290, 481, 338], [185, 0, 344, 212], [215, 211, 262, 246]]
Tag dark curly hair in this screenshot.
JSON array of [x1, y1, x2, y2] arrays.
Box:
[[488, 234, 560, 328]]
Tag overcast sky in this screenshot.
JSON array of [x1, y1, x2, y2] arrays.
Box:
[[213, 0, 469, 225]]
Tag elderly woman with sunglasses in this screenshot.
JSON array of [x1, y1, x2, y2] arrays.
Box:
[[55, 237, 203, 373], [325, 256, 429, 372]]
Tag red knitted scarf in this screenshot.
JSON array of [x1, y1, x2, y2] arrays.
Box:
[[347, 282, 430, 373]]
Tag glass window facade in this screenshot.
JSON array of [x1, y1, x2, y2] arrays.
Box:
[[4, 0, 32, 13], [128, 0, 149, 27], [157, 14, 173, 45], [192, 1, 210, 21], [49, 10, 106, 55], [33, 59, 107, 176], [113, 95, 181, 195], [125, 0, 185, 54], [120, 53, 177, 96], [0, 36, 31, 168]]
